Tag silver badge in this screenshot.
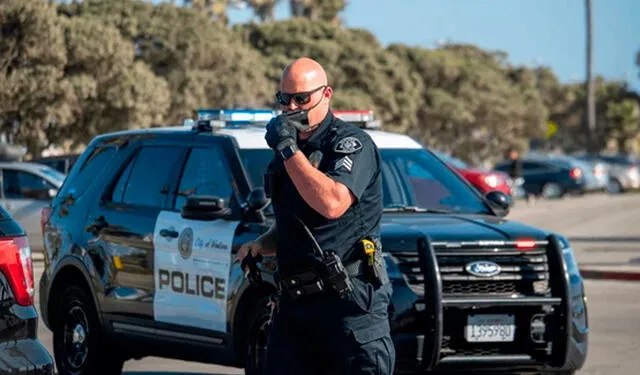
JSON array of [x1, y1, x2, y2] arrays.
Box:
[[178, 227, 194, 260], [335, 156, 353, 172], [334, 136, 363, 154]]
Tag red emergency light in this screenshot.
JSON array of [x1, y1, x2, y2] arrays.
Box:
[[332, 110, 380, 129], [516, 239, 537, 250]]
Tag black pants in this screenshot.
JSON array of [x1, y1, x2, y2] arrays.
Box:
[[263, 276, 395, 375]]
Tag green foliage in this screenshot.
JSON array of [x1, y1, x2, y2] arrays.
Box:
[[1, 0, 638, 161]]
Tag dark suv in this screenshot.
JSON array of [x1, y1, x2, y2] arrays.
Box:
[[40, 110, 588, 375], [0, 205, 54, 374]]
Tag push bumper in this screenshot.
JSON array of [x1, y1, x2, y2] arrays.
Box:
[[394, 234, 588, 374]]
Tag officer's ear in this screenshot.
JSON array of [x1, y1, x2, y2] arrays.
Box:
[[323, 86, 333, 102]]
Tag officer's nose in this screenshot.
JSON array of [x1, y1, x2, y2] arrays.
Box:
[[283, 102, 299, 112]]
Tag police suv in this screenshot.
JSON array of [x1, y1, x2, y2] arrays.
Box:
[[39, 109, 588, 375]]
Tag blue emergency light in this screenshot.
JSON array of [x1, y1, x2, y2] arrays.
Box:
[[184, 109, 280, 131]]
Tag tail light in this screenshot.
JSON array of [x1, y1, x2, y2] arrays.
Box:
[[569, 168, 583, 179], [483, 174, 500, 188], [0, 236, 34, 306]]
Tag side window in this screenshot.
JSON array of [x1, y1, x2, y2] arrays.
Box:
[[58, 146, 117, 199], [3, 169, 55, 200], [110, 146, 182, 208], [174, 147, 234, 211]]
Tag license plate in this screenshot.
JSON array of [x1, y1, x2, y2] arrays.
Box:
[[465, 314, 515, 342]]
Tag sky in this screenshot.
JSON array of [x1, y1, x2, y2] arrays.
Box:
[[155, 0, 640, 91]]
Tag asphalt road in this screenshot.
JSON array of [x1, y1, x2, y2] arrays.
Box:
[[34, 193, 640, 374]]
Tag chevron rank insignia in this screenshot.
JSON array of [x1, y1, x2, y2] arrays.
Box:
[[334, 156, 353, 172], [334, 136, 363, 154]]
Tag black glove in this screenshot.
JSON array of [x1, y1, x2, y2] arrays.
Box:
[[265, 115, 297, 151]]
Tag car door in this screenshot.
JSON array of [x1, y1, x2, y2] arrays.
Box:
[[0, 167, 57, 251], [152, 139, 245, 337], [89, 139, 186, 322]]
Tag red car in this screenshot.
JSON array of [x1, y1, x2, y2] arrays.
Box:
[[435, 151, 513, 196]]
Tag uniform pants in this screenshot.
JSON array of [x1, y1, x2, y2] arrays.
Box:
[[263, 276, 395, 375]]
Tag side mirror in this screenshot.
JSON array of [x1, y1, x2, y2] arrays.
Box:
[[180, 196, 230, 221], [246, 188, 270, 212], [485, 191, 512, 217]]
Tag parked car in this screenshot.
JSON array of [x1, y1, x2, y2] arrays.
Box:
[[0, 205, 54, 374], [574, 153, 640, 194], [40, 109, 588, 375], [0, 162, 66, 252], [31, 153, 81, 175], [433, 151, 513, 197], [494, 157, 588, 199]]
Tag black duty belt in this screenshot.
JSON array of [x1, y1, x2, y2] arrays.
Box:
[[279, 259, 389, 300]]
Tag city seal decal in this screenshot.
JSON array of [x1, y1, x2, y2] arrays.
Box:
[[178, 227, 194, 260], [334, 136, 363, 154]]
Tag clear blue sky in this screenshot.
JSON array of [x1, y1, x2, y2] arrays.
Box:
[[160, 0, 640, 91]]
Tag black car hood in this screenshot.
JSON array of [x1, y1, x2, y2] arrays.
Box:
[[379, 213, 549, 252]]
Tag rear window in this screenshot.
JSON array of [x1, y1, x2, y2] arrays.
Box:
[[57, 146, 117, 199]]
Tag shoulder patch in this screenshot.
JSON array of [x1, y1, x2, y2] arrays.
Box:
[[334, 136, 363, 154]]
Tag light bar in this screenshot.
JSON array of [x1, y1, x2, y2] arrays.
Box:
[[332, 110, 381, 129], [196, 109, 278, 123]]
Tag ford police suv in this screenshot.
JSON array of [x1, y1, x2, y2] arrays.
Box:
[[39, 109, 588, 375]]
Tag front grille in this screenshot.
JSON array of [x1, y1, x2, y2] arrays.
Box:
[[393, 241, 550, 297]]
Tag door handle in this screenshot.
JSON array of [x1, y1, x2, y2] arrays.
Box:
[[159, 229, 179, 238]]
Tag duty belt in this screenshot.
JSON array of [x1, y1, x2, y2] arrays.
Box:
[[279, 258, 389, 300]]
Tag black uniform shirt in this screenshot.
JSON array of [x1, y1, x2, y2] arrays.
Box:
[[266, 112, 382, 276]]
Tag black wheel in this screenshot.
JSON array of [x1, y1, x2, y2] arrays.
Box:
[[542, 182, 564, 199], [607, 178, 623, 194], [53, 285, 124, 375], [244, 295, 273, 375]]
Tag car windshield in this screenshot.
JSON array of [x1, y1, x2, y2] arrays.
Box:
[[39, 166, 66, 185], [238, 148, 493, 215]]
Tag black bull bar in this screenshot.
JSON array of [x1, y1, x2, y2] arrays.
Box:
[[415, 234, 572, 371]]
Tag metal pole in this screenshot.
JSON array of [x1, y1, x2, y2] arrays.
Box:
[[585, 0, 597, 153]]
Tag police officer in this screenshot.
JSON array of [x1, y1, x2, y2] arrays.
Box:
[[238, 57, 394, 375]]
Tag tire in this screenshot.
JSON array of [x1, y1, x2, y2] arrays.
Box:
[[607, 179, 623, 194], [53, 285, 124, 375], [541, 183, 563, 199], [244, 295, 273, 375]]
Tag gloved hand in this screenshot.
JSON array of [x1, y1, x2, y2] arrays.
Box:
[[265, 115, 297, 151]]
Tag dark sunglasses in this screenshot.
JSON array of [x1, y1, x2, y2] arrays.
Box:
[[276, 85, 327, 106]]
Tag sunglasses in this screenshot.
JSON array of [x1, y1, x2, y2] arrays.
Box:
[[276, 85, 327, 106]]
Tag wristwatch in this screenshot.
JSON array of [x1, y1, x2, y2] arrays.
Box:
[[278, 142, 299, 161]]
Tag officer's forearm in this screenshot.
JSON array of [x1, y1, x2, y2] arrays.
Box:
[[283, 151, 353, 219]]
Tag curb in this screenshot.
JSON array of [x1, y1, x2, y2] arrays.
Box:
[[579, 268, 640, 282]]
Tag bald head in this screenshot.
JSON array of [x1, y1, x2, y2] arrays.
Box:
[[280, 57, 328, 93], [278, 57, 333, 133]]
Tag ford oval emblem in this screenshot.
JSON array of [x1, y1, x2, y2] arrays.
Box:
[[465, 261, 501, 277]]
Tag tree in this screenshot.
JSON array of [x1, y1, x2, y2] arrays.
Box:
[[289, 0, 346, 22], [182, 0, 231, 23], [246, 0, 279, 22], [52, 15, 171, 149], [0, 0, 68, 155], [605, 99, 640, 153], [61, 0, 273, 124]]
